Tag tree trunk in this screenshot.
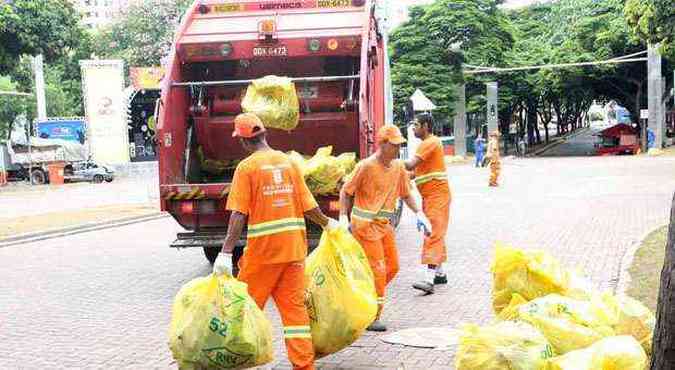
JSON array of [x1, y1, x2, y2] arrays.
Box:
[[651, 194, 675, 369]]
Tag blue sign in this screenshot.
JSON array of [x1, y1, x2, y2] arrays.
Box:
[[37, 119, 86, 143]]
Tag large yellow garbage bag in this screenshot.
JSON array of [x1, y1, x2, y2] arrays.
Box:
[[305, 228, 378, 358], [514, 294, 616, 354], [491, 243, 593, 314], [600, 294, 655, 356], [168, 274, 274, 369], [455, 321, 555, 370], [304, 146, 356, 195], [241, 75, 299, 131], [546, 336, 647, 370]]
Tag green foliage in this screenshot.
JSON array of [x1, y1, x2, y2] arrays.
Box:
[[0, 76, 31, 140], [389, 0, 513, 124], [625, 0, 675, 58], [0, 0, 84, 74], [93, 0, 192, 67]]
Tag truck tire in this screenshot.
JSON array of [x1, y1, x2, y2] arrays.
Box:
[[93, 174, 104, 183], [203, 246, 219, 264], [30, 169, 47, 185]]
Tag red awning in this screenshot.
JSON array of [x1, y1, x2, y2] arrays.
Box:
[[598, 123, 636, 138]]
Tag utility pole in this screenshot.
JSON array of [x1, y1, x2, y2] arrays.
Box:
[[33, 55, 47, 121], [647, 44, 663, 149], [453, 84, 467, 156]]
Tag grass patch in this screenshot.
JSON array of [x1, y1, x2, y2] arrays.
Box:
[[627, 226, 668, 312]]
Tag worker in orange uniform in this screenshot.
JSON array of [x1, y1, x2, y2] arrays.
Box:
[[404, 113, 451, 295], [486, 130, 501, 187], [214, 113, 338, 370], [339, 124, 430, 332]]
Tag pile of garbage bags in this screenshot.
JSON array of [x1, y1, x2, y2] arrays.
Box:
[[168, 274, 274, 369], [456, 243, 655, 370], [290, 146, 357, 195], [241, 75, 300, 131], [304, 227, 378, 358]]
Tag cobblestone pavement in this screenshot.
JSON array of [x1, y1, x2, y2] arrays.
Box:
[[2, 153, 675, 369]]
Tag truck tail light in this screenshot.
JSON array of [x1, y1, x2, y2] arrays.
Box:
[[352, 0, 366, 6], [308, 39, 321, 52], [221, 42, 233, 56], [327, 39, 339, 51], [178, 201, 194, 214]]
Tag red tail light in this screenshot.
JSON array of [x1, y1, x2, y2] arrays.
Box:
[[179, 201, 194, 214]]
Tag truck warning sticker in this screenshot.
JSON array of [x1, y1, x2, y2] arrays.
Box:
[[213, 4, 244, 12]]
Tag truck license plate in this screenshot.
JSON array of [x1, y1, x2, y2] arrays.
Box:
[[252, 45, 288, 57]]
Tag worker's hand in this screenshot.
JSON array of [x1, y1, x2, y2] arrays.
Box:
[[339, 215, 350, 229], [416, 212, 432, 236], [325, 218, 340, 231], [213, 252, 233, 276]]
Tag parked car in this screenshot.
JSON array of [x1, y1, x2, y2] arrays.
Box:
[[65, 161, 115, 183]]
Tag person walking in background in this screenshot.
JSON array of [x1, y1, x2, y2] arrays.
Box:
[[487, 131, 501, 187], [474, 135, 485, 167]]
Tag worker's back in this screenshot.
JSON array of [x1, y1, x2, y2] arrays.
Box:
[[227, 150, 318, 264]]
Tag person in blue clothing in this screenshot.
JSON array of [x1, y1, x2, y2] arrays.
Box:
[[474, 135, 485, 167]]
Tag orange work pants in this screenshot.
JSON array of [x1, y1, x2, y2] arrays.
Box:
[[489, 159, 501, 187], [353, 225, 399, 316], [420, 185, 451, 265], [238, 259, 314, 370]]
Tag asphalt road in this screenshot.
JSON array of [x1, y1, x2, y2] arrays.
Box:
[[2, 154, 675, 369]]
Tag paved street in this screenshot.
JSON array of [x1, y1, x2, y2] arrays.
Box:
[[2, 153, 675, 369]]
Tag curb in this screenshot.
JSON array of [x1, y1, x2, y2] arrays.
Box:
[[0, 212, 170, 248]]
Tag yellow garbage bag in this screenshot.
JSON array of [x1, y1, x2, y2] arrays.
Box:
[[600, 294, 655, 356], [241, 75, 299, 131], [455, 321, 555, 370], [546, 335, 647, 370], [305, 228, 378, 358], [304, 146, 357, 195], [491, 243, 593, 314], [168, 274, 274, 369], [514, 294, 616, 354]]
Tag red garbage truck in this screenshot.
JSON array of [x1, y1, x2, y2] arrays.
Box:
[[157, 0, 397, 264]]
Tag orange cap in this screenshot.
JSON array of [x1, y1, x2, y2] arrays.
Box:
[[376, 124, 406, 145], [232, 113, 266, 138]]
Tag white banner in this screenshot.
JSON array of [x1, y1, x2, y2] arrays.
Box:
[[80, 60, 130, 164]]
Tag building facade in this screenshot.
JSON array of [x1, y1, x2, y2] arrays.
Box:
[[71, 0, 173, 28]]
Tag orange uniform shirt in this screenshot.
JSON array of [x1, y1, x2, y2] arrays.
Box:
[[414, 135, 449, 195], [343, 156, 411, 241], [226, 150, 318, 264]]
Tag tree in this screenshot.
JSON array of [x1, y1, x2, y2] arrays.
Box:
[[0, 0, 84, 74], [389, 0, 514, 128], [0, 76, 32, 140], [93, 0, 192, 67], [625, 0, 675, 59], [651, 195, 675, 369]]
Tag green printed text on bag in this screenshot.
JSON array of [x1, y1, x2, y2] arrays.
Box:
[[169, 274, 274, 369]]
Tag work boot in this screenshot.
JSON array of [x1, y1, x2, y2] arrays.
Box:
[[434, 273, 448, 285], [412, 281, 434, 295], [366, 320, 387, 332]]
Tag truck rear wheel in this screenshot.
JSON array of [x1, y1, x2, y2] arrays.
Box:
[[93, 175, 104, 183], [203, 247, 219, 264], [30, 169, 46, 185]]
